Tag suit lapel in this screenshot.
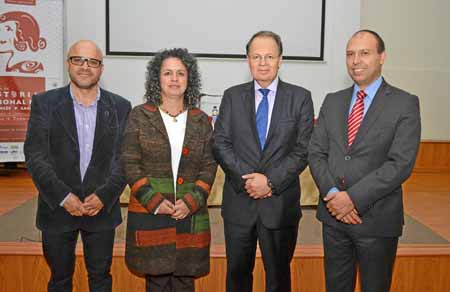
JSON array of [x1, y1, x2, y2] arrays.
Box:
[[243, 83, 261, 152], [264, 80, 285, 148], [338, 87, 354, 152], [54, 87, 78, 145], [92, 90, 115, 155], [350, 81, 390, 149]]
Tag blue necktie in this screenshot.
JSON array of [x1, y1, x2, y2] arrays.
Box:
[[256, 88, 270, 150]]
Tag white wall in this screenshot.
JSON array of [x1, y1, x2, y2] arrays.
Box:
[[65, 0, 360, 115], [361, 0, 450, 140], [65, 0, 450, 139]]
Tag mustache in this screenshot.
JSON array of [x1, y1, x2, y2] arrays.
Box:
[[76, 68, 93, 74]]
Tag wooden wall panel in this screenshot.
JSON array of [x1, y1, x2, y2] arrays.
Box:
[[1, 253, 449, 292], [414, 141, 450, 173], [391, 255, 450, 292], [0, 255, 50, 292]]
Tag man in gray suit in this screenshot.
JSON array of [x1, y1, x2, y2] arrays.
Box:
[[308, 30, 421, 292], [213, 31, 314, 292]]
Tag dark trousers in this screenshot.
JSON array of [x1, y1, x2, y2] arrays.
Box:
[[145, 274, 195, 292], [224, 219, 298, 292], [322, 224, 398, 292], [42, 228, 115, 292]]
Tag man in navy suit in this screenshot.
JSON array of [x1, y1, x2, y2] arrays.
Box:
[[213, 31, 314, 292], [24, 40, 131, 292]]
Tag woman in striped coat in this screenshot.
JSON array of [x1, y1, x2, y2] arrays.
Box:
[[121, 48, 217, 292]]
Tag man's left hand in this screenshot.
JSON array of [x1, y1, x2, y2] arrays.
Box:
[[83, 193, 104, 216], [324, 191, 355, 219], [340, 208, 362, 224], [242, 173, 272, 199]]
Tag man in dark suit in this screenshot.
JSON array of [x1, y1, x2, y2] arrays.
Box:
[[308, 30, 421, 292], [213, 31, 314, 292], [24, 40, 131, 292]]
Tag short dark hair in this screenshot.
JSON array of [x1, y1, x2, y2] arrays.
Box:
[[144, 48, 201, 108], [246, 31, 283, 56], [353, 29, 385, 53]]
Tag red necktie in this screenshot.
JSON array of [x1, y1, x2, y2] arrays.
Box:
[[347, 90, 367, 147]]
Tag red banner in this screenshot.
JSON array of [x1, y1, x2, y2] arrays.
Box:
[[0, 76, 44, 142]]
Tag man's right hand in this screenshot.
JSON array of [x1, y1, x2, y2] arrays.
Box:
[[63, 193, 86, 216], [242, 173, 272, 199]]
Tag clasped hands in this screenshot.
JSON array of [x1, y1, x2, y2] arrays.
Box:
[[63, 193, 104, 217], [242, 173, 272, 199], [324, 191, 362, 225], [156, 199, 191, 220]]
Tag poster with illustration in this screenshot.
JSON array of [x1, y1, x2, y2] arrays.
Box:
[[0, 0, 63, 162]]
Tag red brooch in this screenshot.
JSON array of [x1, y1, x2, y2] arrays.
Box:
[[177, 177, 184, 185], [182, 147, 189, 156]]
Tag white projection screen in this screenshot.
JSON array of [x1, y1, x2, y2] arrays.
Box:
[[106, 0, 325, 60]]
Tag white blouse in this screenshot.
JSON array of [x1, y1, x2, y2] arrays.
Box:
[[159, 108, 188, 196]]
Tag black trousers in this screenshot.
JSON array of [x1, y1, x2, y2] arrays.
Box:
[[42, 228, 115, 292], [146, 274, 195, 292], [224, 219, 298, 292], [322, 224, 398, 292]]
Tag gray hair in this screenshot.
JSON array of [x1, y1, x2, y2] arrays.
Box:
[[246, 31, 283, 56]]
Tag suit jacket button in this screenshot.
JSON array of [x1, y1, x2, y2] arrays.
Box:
[[344, 155, 351, 161]]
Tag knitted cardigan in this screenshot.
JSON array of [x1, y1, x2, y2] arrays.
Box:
[[121, 103, 217, 276]]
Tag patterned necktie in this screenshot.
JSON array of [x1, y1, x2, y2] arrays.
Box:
[[347, 90, 367, 147], [256, 88, 270, 150]]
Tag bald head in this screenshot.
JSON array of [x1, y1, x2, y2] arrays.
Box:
[[67, 40, 104, 91], [67, 40, 103, 61]]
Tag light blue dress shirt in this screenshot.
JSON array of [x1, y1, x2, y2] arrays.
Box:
[[254, 77, 279, 137], [328, 76, 383, 195]]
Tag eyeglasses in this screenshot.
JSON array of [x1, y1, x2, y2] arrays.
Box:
[[68, 56, 102, 68], [249, 54, 279, 63]]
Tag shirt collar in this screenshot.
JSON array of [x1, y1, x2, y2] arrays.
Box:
[[353, 76, 383, 101], [254, 77, 279, 96], [69, 84, 101, 105]]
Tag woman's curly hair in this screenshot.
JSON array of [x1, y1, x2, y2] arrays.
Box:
[[144, 48, 201, 108]]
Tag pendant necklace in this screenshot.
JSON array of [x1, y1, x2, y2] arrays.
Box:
[[160, 106, 184, 122]]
